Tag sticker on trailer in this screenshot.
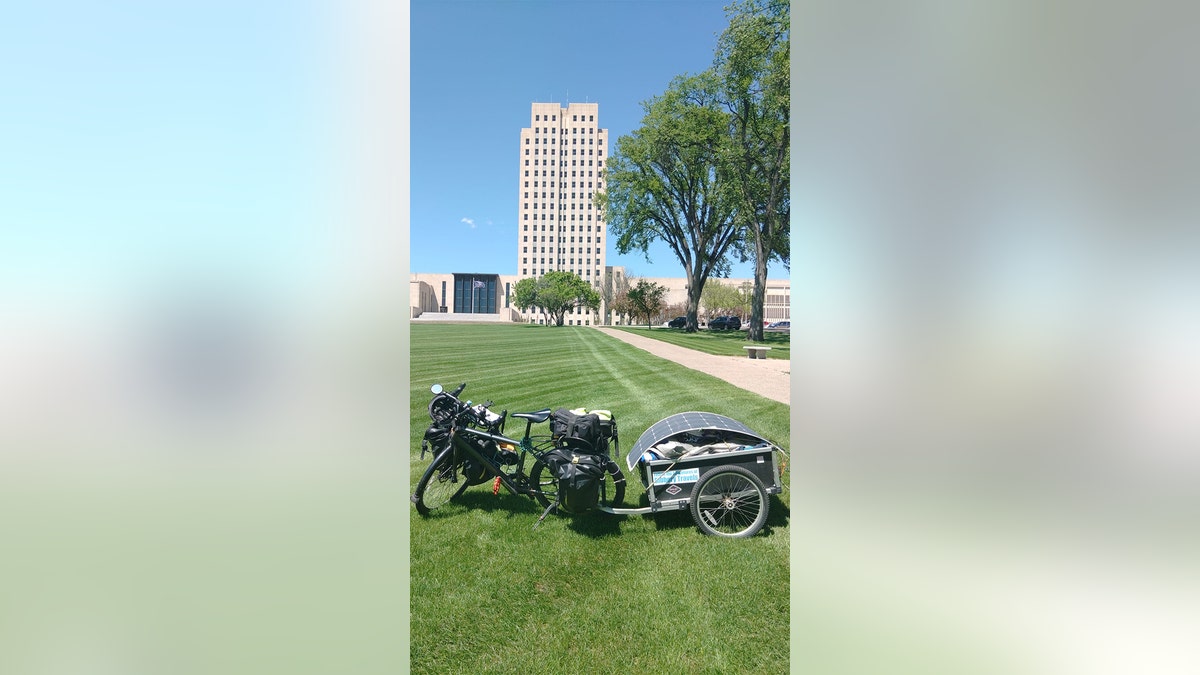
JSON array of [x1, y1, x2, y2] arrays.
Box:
[[652, 468, 700, 485]]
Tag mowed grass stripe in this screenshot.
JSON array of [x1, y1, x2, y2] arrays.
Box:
[[410, 323, 789, 675], [610, 325, 792, 359]]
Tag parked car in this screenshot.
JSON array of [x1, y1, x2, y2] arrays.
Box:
[[708, 316, 742, 330], [766, 321, 790, 331], [668, 316, 687, 328]]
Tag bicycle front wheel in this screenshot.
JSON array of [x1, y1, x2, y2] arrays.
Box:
[[414, 447, 469, 516]]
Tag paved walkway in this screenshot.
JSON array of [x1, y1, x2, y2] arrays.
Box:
[[594, 327, 790, 405]]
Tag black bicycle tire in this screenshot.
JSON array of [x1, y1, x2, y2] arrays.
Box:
[[414, 446, 470, 516], [688, 464, 769, 538], [529, 456, 625, 511], [601, 458, 626, 508], [528, 458, 558, 510]]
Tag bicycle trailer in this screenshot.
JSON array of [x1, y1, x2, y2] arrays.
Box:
[[598, 411, 786, 537]]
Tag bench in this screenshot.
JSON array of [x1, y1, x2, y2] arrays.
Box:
[[743, 346, 772, 359]]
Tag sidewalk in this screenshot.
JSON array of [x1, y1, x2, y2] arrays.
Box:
[[594, 327, 790, 405]]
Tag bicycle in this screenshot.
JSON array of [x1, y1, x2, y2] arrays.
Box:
[[411, 382, 625, 518]]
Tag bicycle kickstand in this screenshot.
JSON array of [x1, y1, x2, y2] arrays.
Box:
[[533, 501, 558, 530]]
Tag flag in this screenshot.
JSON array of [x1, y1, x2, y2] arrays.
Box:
[[473, 280, 485, 289]]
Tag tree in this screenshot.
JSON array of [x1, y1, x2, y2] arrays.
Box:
[[626, 279, 667, 329], [700, 280, 745, 320], [511, 271, 600, 326], [601, 268, 631, 326], [714, 0, 790, 342], [512, 277, 541, 319], [607, 273, 636, 325], [661, 301, 689, 325], [597, 72, 741, 333]]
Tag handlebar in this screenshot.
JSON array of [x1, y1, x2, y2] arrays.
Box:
[[431, 382, 506, 430]]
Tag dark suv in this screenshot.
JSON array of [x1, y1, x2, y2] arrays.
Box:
[[667, 316, 687, 328], [708, 316, 742, 330]]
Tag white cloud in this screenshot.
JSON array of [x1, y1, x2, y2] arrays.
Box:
[[461, 217, 475, 228]]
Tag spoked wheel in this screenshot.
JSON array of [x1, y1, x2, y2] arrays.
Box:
[[414, 446, 470, 516], [529, 458, 559, 510], [528, 457, 625, 511], [689, 465, 769, 538]]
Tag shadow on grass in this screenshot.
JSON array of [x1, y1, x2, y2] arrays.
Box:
[[647, 494, 791, 538], [758, 495, 791, 538], [566, 512, 626, 538], [453, 488, 543, 516]]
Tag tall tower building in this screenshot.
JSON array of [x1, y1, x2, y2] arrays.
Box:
[[516, 102, 609, 324]]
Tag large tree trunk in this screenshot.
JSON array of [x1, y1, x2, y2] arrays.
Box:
[[749, 229, 768, 342], [685, 277, 705, 333]]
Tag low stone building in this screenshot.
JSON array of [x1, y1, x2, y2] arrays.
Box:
[[411, 267, 790, 327]]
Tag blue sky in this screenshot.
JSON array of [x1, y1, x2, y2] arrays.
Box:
[[410, 0, 787, 280], [1, 1, 340, 316], [1, 0, 785, 322]]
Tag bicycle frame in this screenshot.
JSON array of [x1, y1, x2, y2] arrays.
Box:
[[413, 381, 624, 521], [448, 424, 544, 498]]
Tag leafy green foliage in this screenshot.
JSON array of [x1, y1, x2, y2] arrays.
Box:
[[701, 279, 753, 319], [715, 0, 790, 341], [511, 271, 600, 326], [597, 73, 741, 333], [625, 279, 667, 328]]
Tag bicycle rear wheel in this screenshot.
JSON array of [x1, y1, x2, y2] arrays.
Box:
[[529, 457, 558, 510], [529, 457, 624, 510], [599, 458, 625, 508], [414, 446, 469, 516]]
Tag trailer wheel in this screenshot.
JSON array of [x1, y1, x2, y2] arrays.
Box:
[[689, 465, 769, 538]]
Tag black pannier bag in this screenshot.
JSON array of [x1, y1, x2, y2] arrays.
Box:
[[550, 408, 610, 454], [420, 425, 449, 459], [543, 446, 607, 514]]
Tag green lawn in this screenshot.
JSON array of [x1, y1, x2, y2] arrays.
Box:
[[410, 324, 790, 674], [609, 325, 791, 360]]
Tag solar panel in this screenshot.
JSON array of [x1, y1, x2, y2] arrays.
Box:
[[625, 411, 770, 471]]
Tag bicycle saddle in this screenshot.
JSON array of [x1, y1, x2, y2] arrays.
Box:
[[511, 409, 552, 423]]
